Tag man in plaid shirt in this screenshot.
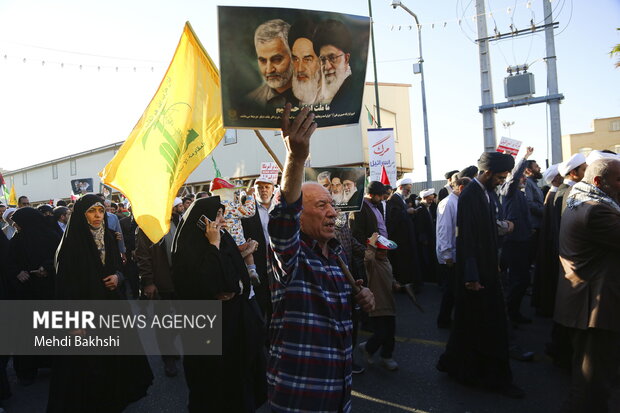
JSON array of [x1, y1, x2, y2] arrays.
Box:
[[267, 105, 375, 412]]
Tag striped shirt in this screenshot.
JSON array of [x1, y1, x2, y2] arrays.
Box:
[[267, 195, 353, 413]]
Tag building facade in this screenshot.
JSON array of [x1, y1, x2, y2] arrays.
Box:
[[4, 83, 414, 203], [561, 116, 620, 160]]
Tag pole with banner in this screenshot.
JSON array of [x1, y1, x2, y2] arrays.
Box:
[[368, 128, 397, 186]]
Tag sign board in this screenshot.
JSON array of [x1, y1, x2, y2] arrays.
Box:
[[368, 128, 396, 186], [304, 167, 366, 212], [259, 162, 280, 185], [218, 6, 370, 129], [70, 178, 94, 195], [497, 137, 522, 157]]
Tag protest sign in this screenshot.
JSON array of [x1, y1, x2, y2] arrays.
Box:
[[497, 137, 522, 157], [259, 162, 280, 184], [304, 166, 366, 212], [368, 128, 396, 186], [218, 6, 370, 129], [71, 178, 94, 195]]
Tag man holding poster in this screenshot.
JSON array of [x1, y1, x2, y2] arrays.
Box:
[[267, 104, 374, 412]]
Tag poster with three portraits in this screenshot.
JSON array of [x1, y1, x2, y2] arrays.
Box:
[[218, 6, 371, 130]]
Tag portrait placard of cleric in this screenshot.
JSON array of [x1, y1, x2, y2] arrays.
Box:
[[218, 6, 370, 130], [304, 167, 366, 212]]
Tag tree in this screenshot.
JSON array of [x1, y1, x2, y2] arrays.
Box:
[[611, 28, 620, 68]]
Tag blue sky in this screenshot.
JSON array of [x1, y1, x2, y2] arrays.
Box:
[[0, 0, 618, 181]]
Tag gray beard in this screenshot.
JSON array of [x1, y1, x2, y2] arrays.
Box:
[[292, 73, 321, 105], [320, 65, 351, 103], [265, 65, 293, 90]]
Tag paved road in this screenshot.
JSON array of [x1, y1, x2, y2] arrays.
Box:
[[2, 284, 618, 412]]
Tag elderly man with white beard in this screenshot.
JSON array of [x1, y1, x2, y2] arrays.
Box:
[[246, 19, 296, 109], [312, 19, 353, 109], [288, 18, 322, 105]]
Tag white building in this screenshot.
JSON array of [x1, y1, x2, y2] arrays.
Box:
[[4, 83, 415, 203]]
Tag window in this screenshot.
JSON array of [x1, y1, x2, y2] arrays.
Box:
[[70, 159, 77, 176], [610, 120, 620, 131], [22, 172, 27, 185], [224, 129, 237, 145], [52, 164, 58, 179]]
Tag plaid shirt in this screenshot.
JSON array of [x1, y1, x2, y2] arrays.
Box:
[[267, 195, 353, 413]]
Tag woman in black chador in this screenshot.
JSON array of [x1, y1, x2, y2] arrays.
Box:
[[7, 207, 60, 384], [47, 194, 152, 413], [172, 196, 267, 413]]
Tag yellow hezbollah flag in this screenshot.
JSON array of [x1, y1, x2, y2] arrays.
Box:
[[9, 185, 17, 206], [100, 22, 225, 243]]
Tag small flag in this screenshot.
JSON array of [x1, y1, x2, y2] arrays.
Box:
[[9, 185, 17, 206], [100, 22, 226, 243], [365, 105, 376, 127], [380, 165, 391, 186]]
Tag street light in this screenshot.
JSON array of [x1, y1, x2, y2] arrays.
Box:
[[391, 0, 432, 187]]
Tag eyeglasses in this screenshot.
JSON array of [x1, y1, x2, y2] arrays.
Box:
[[319, 53, 344, 65]]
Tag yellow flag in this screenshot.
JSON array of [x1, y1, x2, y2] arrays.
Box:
[[9, 185, 17, 206], [100, 22, 225, 243]]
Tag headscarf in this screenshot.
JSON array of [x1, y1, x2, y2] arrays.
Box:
[[55, 194, 121, 300], [172, 196, 247, 299], [477, 152, 515, 173], [10, 207, 60, 272]]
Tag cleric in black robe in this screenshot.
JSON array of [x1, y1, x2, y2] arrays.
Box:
[[172, 196, 267, 413], [7, 207, 60, 384], [47, 194, 153, 413], [437, 152, 525, 398]]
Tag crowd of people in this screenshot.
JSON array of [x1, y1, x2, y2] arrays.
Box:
[[0, 105, 619, 412]]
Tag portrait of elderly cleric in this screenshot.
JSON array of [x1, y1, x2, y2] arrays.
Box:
[[218, 6, 370, 130], [305, 167, 366, 212]]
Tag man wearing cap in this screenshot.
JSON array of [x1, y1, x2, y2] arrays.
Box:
[[171, 197, 184, 227], [555, 153, 587, 217], [553, 158, 620, 412], [386, 177, 421, 289], [438, 170, 459, 203], [545, 153, 587, 367], [436, 177, 471, 328], [415, 188, 438, 283], [438, 151, 525, 398], [267, 105, 374, 412], [242, 176, 277, 320]]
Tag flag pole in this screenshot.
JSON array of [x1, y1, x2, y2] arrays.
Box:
[[253, 130, 283, 171]]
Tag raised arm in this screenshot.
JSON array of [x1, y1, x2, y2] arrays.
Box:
[[280, 104, 317, 204]]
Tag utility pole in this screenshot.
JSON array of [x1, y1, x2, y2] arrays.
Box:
[[475, 0, 497, 152], [543, 0, 563, 163], [391, 0, 432, 187], [368, 0, 382, 128]]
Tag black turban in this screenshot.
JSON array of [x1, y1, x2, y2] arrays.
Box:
[[477, 152, 515, 173], [312, 19, 352, 57], [457, 165, 479, 179]]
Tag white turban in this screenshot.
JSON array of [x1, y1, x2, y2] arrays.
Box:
[[558, 153, 586, 176], [543, 164, 560, 185]]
